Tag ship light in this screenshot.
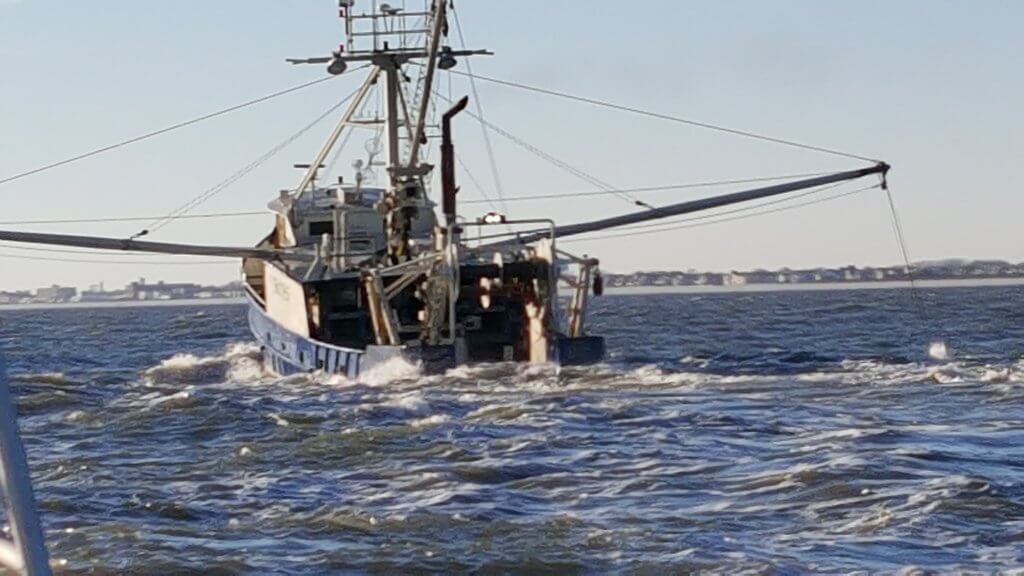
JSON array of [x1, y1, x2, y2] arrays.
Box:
[[438, 46, 458, 70], [327, 51, 347, 75], [482, 212, 506, 224]]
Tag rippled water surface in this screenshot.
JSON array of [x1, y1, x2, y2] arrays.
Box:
[[1, 287, 1023, 574]]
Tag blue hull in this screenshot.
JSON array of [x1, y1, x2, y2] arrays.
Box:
[[247, 296, 458, 377], [248, 300, 364, 377], [247, 296, 605, 377]]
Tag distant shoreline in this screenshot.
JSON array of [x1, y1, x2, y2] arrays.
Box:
[[0, 297, 246, 311], [603, 277, 1024, 295], [1, 279, 1023, 311]]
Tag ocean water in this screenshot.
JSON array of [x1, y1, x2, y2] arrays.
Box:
[[0, 287, 1022, 574]]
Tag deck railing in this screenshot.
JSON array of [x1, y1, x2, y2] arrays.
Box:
[[0, 352, 51, 575]]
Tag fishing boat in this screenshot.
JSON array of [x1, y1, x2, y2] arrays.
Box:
[[0, 1, 890, 377]]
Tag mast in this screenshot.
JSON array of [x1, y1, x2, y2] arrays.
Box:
[[384, 64, 402, 186], [407, 0, 448, 166], [287, 0, 490, 261]]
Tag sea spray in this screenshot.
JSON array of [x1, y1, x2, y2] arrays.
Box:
[[928, 341, 950, 361]]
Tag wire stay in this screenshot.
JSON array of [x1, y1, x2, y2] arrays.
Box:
[[562, 182, 881, 243], [0, 252, 235, 266], [450, 4, 508, 214], [0, 73, 352, 188], [432, 67, 880, 164], [602, 180, 852, 234], [460, 173, 831, 205], [0, 174, 831, 226], [434, 91, 650, 209], [0, 212, 266, 227], [136, 85, 365, 238]]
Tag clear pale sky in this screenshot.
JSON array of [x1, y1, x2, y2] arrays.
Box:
[[1, 1, 1021, 291]]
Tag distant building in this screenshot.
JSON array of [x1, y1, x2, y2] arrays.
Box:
[[35, 285, 77, 303], [724, 272, 747, 286], [79, 290, 129, 302], [77, 282, 123, 302], [812, 269, 842, 282], [692, 274, 717, 286], [967, 260, 1012, 277], [860, 267, 885, 281], [743, 270, 779, 285], [127, 278, 200, 300], [841, 266, 861, 281], [883, 267, 909, 280], [196, 282, 247, 299], [0, 291, 32, 304]]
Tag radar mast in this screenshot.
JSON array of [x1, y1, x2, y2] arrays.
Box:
[[286, 0, 490, 262]]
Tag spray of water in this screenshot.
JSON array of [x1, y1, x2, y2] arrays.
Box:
[[929, 341, 950, 361]]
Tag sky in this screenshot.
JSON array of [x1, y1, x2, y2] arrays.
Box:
[[0, 0, 1022, 291]]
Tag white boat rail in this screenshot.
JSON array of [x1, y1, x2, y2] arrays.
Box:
[[0, 352, 51, 576]]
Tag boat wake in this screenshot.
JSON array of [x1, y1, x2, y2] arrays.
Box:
[[130, 340, 1024, 403], [5, 286, 1023, 573], [143, 342, 264, 385]]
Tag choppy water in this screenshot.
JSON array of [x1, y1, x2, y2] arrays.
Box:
[[1, 287, 1023, 574]]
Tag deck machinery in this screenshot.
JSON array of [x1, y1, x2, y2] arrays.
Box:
[[243, 0, 606, 375]]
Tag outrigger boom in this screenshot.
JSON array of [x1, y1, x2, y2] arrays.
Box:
[[0, 230, 309, 262], [490, 164, 890, 246], [0, 165, 889, 259]]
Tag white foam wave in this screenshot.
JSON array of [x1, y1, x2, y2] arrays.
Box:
[[358, 357, 423, 387], [64, 410, 89, 422], [267, 413, 290, 427], [144, 342, 264, 385], [10, 372, 69, 385], [981, 368, 1011, 383], [136, 388, 195, 411], [409, 414, 450, 428], [929, 341, 950, 361], [316, 372, 355, 387], [828, 357, 1024, 391], [375, 390, 430, 414]]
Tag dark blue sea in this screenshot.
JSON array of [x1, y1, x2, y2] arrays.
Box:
[[1, 287, 1023, 574]]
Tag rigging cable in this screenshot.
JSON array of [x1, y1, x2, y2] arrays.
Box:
[[137, 85, 366, 237], [0, 74, 352, 187], [460, 172, 831, 205], [325, 84, 375, 178], [881, 176, 934, 350], [0, 174, 830, 226], [599, 180, 853, 234], [560, 182, 881, 244], [434, 91, 651, 209], [450, 3, 509, 214], [470, 179, 871, 243], [431, 68, 880, 164], [0, 212, 266, 227], [455, 156, 501, 212], [0, 252, 234, 266]]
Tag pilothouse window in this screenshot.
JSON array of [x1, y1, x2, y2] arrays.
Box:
[[309, 221, 334, 237]]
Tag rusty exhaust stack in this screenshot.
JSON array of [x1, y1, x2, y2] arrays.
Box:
[[441, 96, 470, 227]]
